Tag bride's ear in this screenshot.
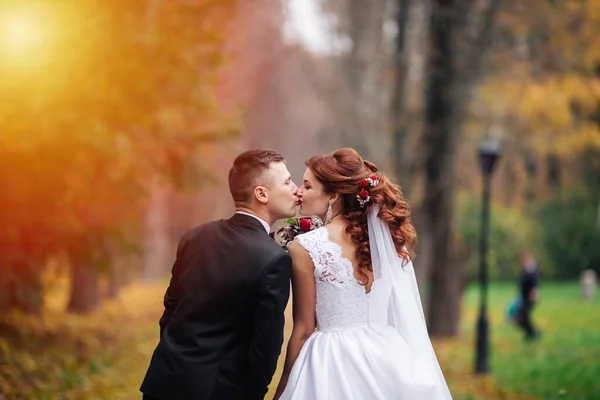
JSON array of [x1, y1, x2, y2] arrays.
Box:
[[329, 193, 340, 204], [254, 186, 269, 204]]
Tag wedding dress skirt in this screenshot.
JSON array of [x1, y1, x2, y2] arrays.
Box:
[[280, 323, 445, 399], [279, 223, 452, 400]]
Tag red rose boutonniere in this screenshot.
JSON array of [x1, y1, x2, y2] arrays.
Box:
[[274, 216, 323, 248]]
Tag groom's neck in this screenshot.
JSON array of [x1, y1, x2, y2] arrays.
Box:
[[235, 206, 273, 226]]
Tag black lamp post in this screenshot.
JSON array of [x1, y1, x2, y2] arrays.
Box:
[[474, 138, 502, 374]]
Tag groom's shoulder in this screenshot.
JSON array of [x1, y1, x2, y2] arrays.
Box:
[[180, 219, 224, 243]]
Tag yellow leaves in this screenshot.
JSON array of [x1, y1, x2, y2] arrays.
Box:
[[477, 73, 600, 153], [0, 279, 166, 399], [554, 122, 600, 155], [513, 76, 596, 126], [518, 83, 570, 128], [477, 0, 600, 158]]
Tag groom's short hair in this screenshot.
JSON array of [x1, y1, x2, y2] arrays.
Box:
[[229, 149, 285, 206]]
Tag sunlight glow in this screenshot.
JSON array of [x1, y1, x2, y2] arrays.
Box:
[[1, 9, 48, 61]]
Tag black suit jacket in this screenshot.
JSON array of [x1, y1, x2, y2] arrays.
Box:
[[140, 213, 292, 400]]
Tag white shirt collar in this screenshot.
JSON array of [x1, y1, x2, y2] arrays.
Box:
[[235, 211, 270, 234]]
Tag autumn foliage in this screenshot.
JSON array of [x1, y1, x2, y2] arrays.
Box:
[[0, 0, 239, 313]]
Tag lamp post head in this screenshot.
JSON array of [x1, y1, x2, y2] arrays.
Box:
[[478, 138, 502, 176]]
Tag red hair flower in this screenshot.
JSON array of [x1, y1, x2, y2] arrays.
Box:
[[356, 175, 379, 208]]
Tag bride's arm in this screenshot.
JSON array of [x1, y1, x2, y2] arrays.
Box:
[[273, 240, 316, 399]]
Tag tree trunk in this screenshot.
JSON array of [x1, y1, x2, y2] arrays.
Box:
[[414, 220, 432, 312], [391, 0, 430, 199], [423, 0, 501, 337], [107, 254, 123, 299], [0, 260, 10, 312], [68, 263, 100, 313], [324, 0, 388, 160], [2, 258, 44, 314], [421, 0, 460, 337], [142, 180, 172, 281], [392, 0, 413, 193]]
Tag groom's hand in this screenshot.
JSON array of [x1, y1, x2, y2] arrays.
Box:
[[158, 234, 190, 337], [245, 252, 292, 400]]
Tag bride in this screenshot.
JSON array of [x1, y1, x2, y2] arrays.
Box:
[[273, 148, 452, 399]]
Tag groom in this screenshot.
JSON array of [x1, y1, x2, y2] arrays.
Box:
[[140, 150, 299, 400]]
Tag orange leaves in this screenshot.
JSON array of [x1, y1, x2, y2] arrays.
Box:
[[0, 1, 241, 280]]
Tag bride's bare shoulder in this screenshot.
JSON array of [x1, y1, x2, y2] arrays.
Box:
[[287, 240, 316, 271]]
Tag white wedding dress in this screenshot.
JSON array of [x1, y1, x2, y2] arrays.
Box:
[[279, 206, 453, 400]]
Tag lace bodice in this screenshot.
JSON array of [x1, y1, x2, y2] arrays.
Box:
[[295, 227, 389, 331]]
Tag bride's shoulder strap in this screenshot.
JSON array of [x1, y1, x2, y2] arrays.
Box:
[[293, 227, 327, 268]]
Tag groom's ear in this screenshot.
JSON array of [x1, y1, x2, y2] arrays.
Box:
[[254, 185, 269, 204]]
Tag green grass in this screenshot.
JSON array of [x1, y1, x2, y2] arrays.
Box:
[[456, 282, 600, 400]]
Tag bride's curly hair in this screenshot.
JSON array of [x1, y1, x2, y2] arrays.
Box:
[[305, 148, 416, 282]]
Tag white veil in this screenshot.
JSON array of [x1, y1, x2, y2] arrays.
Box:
[[368, 204, 453, 399]]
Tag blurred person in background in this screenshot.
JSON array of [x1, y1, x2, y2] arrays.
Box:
[[516, 251, 541, 341]]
